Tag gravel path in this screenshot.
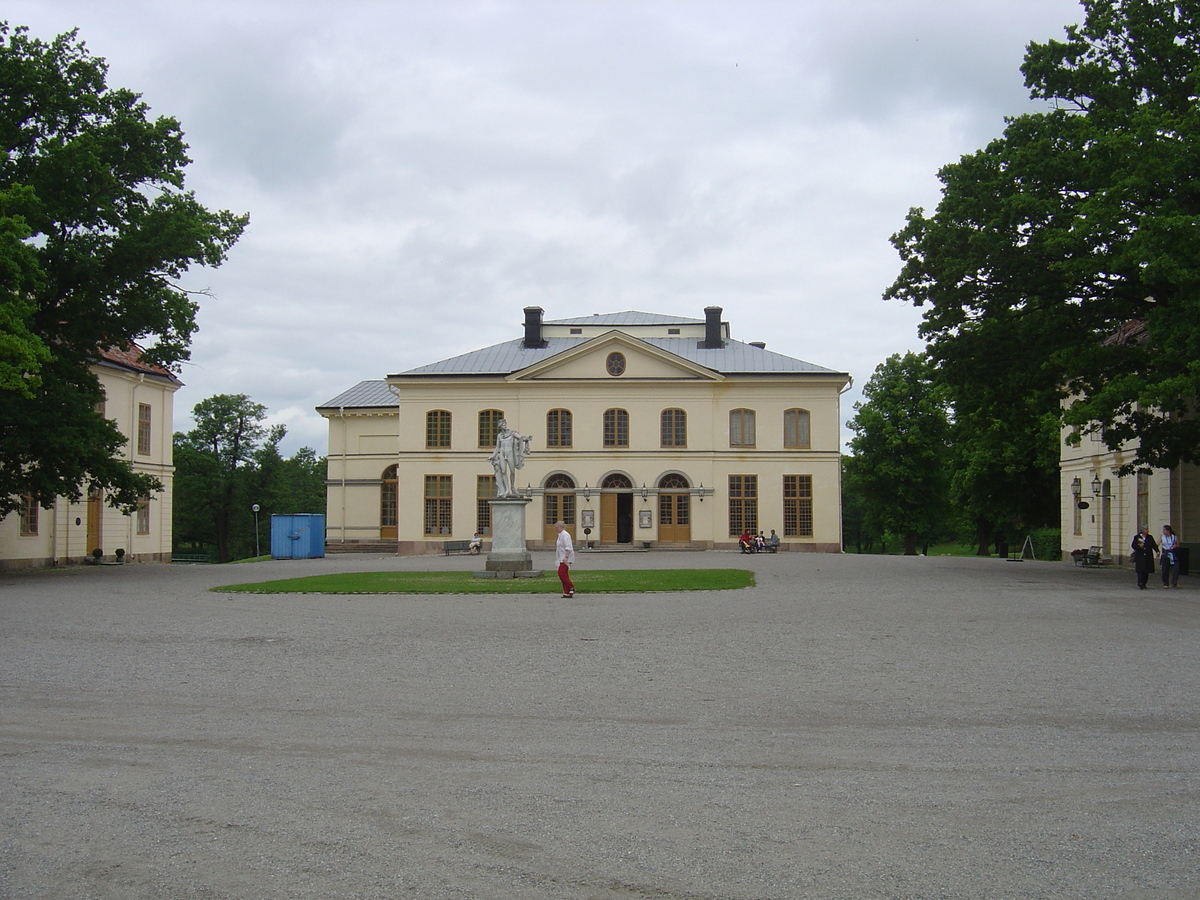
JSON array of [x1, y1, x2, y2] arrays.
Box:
[[1, 552, 1197, 899]]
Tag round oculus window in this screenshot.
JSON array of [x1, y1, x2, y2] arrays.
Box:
[[606, 352, 626, 376]]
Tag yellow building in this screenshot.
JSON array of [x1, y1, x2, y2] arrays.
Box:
[[320, 307, 851, 554], [0, 346, 180, 569]]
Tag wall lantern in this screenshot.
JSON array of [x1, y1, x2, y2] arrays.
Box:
[[1091, 474, 1102, 497], [582, 483, 591, 500], [641, 483, 648, 500], [1070, 477, 1081, 499]]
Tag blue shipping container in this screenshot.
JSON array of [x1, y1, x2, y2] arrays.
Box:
[[270, 514, 326, 559]]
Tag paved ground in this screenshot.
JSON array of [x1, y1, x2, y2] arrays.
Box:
[[1, 551, 1197, 900]]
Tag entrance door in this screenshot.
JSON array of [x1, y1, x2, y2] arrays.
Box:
[[657, 474, 691, 543], [659, 494, 690, 543], [543, 474, 577, 543], [86, 488, 102, 555], [380, 465, 398, 540], [599, 474, 635, 544], [600, 492, 618, 543]]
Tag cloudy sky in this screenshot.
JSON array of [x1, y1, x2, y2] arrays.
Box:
[[13, 0, 1085, 455]]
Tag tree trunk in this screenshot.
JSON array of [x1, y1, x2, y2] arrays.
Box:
[[904, 531, 918, 555]]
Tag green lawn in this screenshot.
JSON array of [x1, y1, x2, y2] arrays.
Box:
[[213, 568, 755, 595]]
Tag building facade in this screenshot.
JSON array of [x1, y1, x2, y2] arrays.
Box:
[[0, 346, 181, 570], [320, 307, 851, 554], [1061, 424, 1200, 564]]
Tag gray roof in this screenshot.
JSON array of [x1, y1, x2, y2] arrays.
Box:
[[317, 380, 394, 410], [545, 310, 705, 327], [392, 335, 844, 378]]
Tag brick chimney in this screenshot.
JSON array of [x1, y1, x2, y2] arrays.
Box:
[[523, 306, 547, 348], [701, 306, 724, 349]]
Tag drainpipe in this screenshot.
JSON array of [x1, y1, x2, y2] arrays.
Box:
[[837, 376, 854, 553], [339, 406, 346, 543]]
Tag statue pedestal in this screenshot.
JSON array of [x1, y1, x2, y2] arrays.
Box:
[[486, 497, 533, 572]]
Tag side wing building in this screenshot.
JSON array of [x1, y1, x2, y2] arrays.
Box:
[[319, 307, 851, 554], [0, 346, 181, 569]]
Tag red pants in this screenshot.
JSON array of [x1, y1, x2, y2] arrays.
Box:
[[557, 562, 575, 594]]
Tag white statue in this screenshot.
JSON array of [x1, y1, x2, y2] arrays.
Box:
[[489, 419, 532, 498]]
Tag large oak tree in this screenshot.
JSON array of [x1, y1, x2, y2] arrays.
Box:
[[0, 24, 246, 515], [887, 0, 1200, 476]]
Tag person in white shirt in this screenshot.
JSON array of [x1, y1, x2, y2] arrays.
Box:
[[1160, 524, 1181, 588], [554, 521, 575, 598]]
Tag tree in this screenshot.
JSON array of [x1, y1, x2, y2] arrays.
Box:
[[174, 394, 327, 562], [886, 0, 1200, 475], [846, 352, 951, 555], [0, 24, 246, 515], [174, 394, 268, 563]]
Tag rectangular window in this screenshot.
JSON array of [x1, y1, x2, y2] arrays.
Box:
[[784, 409, 811, 449], [424, 475, 453, 535], [728, 474, 758, 536], [426, 411, 452, 448], [603, 409, 629, 448], [137, 403, 152, 455], [730, 409, 755, 448], [661, 409, 687, 447], [136, 495, 151, 534], [477, 475, 496, 535], [783, 475, 813, 537], [19, 494, 38, 535], [478, 410, 504, 449], [1136, 472, 1149, 530], [547, 409, 573, 447]]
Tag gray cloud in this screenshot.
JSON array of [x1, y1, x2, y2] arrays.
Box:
[[9, 0, 1086, 454]]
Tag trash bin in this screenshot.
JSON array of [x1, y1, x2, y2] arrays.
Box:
[[270, 514, 326, 559]]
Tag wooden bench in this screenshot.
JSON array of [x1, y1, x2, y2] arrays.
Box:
[[171, 553, 210, 564], [443, 540, 474, 555], [1075, 546, 1104, 566]]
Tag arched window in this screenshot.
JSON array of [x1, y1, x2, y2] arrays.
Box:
[[602, 473, 633, 489], [547, 409, 572, 447], [729, 408, 755, 448], [426, 410, 451, 448], [658, 473, 689, 490], [784, 408, 810, 449], [545, 473, 576, 490], [661, 409, 686, 447], [603, 409, 629, 447], [478, 409, 504, 449]]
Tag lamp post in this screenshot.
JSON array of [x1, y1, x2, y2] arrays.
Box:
[[251, 504, 261, 558]]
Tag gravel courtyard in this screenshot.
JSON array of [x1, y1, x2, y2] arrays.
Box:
[[1, 551, 1197, 900]]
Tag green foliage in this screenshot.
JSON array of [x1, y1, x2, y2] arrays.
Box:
[[886, 0, 1200, 475], [174, 393, 326, 563], [214, 569, 756, 595], [845, 352, 951, 555], [0, 23, 246, 516]]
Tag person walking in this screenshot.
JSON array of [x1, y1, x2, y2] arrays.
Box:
[[554, 520, 575, 598], [1160, 524, 1181, 588], [1130, 525, 1158, 590]]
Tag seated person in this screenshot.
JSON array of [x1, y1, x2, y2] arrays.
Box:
[[754, 532, 767, 551], [468, 532, 483, 554], [739, 530, 755, 553], [766, 529, 780, 552]]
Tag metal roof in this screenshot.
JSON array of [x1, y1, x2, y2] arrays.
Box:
[[545, 310, 705, 327], [391, 336, 844, 378], [317, 380, 394, 410]]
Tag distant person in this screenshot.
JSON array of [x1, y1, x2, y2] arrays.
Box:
[[468, 533, 483, 554], [739, 530, 754, 553], [766, 530, 780, 552], [1130, 525, 1158, 590], [554, 521, 575, 597], [754, 531, 766, 552], [1160, 524, 1180, 588]]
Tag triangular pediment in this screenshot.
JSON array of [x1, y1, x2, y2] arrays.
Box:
[[508, 331, 724, 382]]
